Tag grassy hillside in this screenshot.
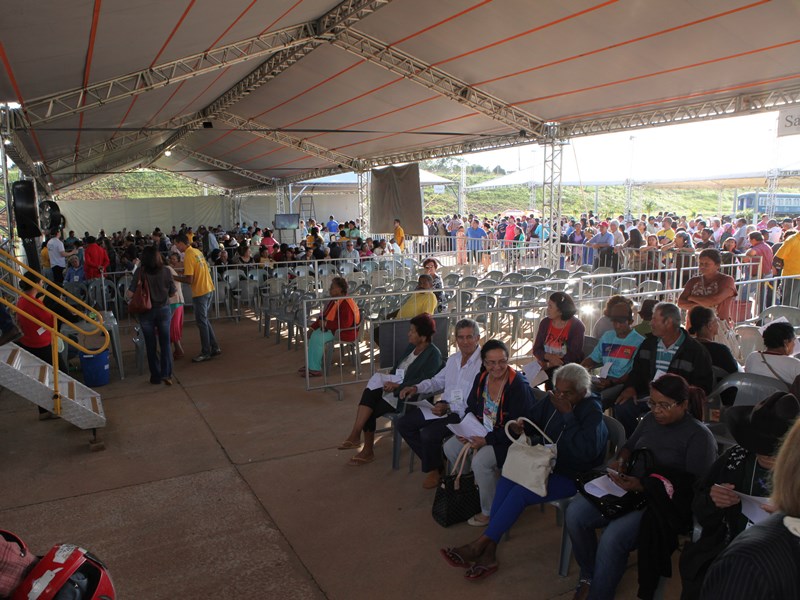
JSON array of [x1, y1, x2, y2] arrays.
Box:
[[421, 161, 742, 219], [58, 169, 214, 200]]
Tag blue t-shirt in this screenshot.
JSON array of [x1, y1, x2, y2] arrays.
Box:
[[326, 219, 339, 233], [589, 329, 646, 379], [588, 231, 614, 246], [465, 226, 488, 250]]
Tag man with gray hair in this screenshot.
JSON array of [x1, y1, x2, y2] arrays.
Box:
[[614, 302, 713, 435], [397, 319, 483, 489]]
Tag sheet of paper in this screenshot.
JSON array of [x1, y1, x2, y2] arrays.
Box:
[[523, 361, 549, 387], [447, 412, 487, 439], [599, 362, 612, 378], [404, 399, 434, 407], [366, 372, 402, 391], [418, 402, 444, 421], [759, 315, 789, 334], [583, 474, 628, 498], [733, 490, 772, 525]]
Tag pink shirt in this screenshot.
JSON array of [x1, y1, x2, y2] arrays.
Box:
[[747, 241, 774, 277]]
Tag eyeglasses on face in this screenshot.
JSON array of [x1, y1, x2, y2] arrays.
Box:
[[484, 359, 508, 367], [647, 400, 677, 412]]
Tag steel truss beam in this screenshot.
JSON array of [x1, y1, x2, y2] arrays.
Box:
[[541, 127, 565, 271], [216, 111, 362, 169], [558, 83, 800, 139], [275, 165, 352, 186], [3, 130, 50, 194], [32, 0, 394, 188], [20, 23, 318, 127], [330, 29, 547, 139], [176, 147, 276, 186]]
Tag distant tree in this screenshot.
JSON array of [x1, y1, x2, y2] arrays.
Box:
[[492, 165, 506, 175]]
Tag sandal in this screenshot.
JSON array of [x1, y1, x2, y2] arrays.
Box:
[[439, 547, 470, 569], [338, 440, 361, 450], [347, 455, 375, 466], [464, 563, 499, 581]]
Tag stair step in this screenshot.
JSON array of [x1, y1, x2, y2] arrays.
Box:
[[20, 365, 50, 386]]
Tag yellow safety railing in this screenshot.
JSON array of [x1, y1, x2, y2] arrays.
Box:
[[0, 246, 109, 415]]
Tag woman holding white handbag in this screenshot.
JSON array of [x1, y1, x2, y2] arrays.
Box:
[[440, 364, 608, 581]]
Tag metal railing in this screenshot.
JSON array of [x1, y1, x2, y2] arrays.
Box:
[[0, 247, 109, 415]]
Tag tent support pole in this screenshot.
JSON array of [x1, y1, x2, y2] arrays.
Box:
[[0, 106, 15, 245], [358, 170, 369, 235], [541, 128, 565, 270]]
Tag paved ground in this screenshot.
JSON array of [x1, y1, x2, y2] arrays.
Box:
[[0, 316, 682, 599]]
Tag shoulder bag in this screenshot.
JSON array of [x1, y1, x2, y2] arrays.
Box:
[[501, 417, 557, 497], [575, 448, 655, 519], [432, 444, 481, 528], [127, 271, 152, 314]]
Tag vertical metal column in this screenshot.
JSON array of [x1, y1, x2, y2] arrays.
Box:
[[766, 169, 778, 220], [458, 163, 466, 215], [0, 106, 16, 244], [624, 178, 633, 221], [357, 170, 370, 235], [277, 185, 286, 214], [541, 126, 565, 270]]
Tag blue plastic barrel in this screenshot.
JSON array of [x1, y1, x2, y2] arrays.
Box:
[[80, 349, 110, 387]]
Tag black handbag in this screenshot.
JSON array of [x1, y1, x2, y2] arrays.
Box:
[[575, 448, 655, 520], [432, 444, 481, 528]]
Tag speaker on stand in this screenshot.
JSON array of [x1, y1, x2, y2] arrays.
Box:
[[11, 179, 41, 274]]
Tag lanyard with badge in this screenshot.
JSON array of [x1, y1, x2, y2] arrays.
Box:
[[483, 376, 506, 432]]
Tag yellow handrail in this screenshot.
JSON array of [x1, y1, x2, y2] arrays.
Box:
[[0, 247, 110, 415]]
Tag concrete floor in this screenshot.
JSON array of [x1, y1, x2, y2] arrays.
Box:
[[0, 316, 682, 599]]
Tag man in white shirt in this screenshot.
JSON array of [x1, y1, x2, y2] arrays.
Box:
[[46, 229, 76, 285], [396, 319, 483, 489], [342, 241, 360, 262], [767, 219, 783, 244]]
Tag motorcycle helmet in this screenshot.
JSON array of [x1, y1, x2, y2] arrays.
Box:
[[10, 540, 115, 600]]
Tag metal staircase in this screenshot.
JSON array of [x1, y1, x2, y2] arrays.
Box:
[[299, 195, 316, 224], [0, 343, 105, 430], [0, 246, 110, 450]]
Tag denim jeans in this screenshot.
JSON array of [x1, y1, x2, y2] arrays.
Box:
[[0, 307, 14, 333], [565, 494, 645, 600], [139, 304, 173, 382], [192, 292, 219, 356]]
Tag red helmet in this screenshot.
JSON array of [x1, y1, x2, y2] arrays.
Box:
[[10, 540, 116, 600]]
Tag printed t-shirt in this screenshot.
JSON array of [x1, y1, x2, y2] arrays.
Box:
[[589, 329, 646, 379], [183, 246, 215, 297], [683, 273, 737, 321], [544, 320, 573, 358]]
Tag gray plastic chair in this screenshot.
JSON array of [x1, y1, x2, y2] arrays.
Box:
[[554, 414, 626, 577]]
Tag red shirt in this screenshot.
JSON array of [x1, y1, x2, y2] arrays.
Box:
[[83, 242, 110, 279], [17, 294, 54, 348]]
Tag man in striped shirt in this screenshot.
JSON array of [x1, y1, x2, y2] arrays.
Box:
[[613, 302, 713, 435]]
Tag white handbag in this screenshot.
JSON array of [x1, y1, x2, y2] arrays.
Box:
[[501, 417, 557, 497]]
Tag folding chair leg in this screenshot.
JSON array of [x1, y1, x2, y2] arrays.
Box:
[[392, 424, 402, 470], [558, 520, 573, 577]]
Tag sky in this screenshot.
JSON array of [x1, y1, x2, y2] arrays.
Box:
[[463, 111, 800, 184]]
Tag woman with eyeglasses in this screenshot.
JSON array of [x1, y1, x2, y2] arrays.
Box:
[[440, 364, 607, 581], [533, 292, 586, 389], [422, 258, 446, 313], [442, 340, 535, 528], [566, 374, 716, 600]]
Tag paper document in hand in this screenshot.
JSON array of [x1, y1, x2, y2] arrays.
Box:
[[599, 362, 612, 378], [447, 413, 487, 439], [366, 372, 402, 390], [418, 402, 444, 421], [733, 490, 772, 524], [583, 474, 627, 498], [404, 399, 434, 407], [522, 361, 549, 387]]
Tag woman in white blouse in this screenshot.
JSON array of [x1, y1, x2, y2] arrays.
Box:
[[744, 321, 800, 384]]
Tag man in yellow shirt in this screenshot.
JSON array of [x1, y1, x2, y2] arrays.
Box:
[[397, 274, 438, 318], [394, 219, 405, 252], [656, 216, 676, 242], [174, 234, 220, 362], [775, 230, 800, 307]]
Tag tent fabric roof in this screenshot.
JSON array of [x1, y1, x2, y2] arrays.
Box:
[[298, 168, 454, 186], [3, 0, 800, 196]]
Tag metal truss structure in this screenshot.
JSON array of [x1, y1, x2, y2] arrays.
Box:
[[331, 29, 547, 139], [357, 171, 369, 233], [176, 147, 276, 186], [540, 127, 565, 271]]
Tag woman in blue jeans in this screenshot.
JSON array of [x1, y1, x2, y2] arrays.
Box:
[[128, 246, 176, 385], [566, 374, 716, 600], [440, 364, 607, 581]]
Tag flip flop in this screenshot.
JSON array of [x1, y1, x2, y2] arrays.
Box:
[[439, 547, 470, 569], [308, 370, 323, 377], [464, 563, 499, 581], [338, 440, 361, 450], [347, 455, 375, 466]]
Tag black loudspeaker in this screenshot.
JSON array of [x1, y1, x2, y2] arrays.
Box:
[[39, 200, 63, 233], [11, 180, 41, 239]]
